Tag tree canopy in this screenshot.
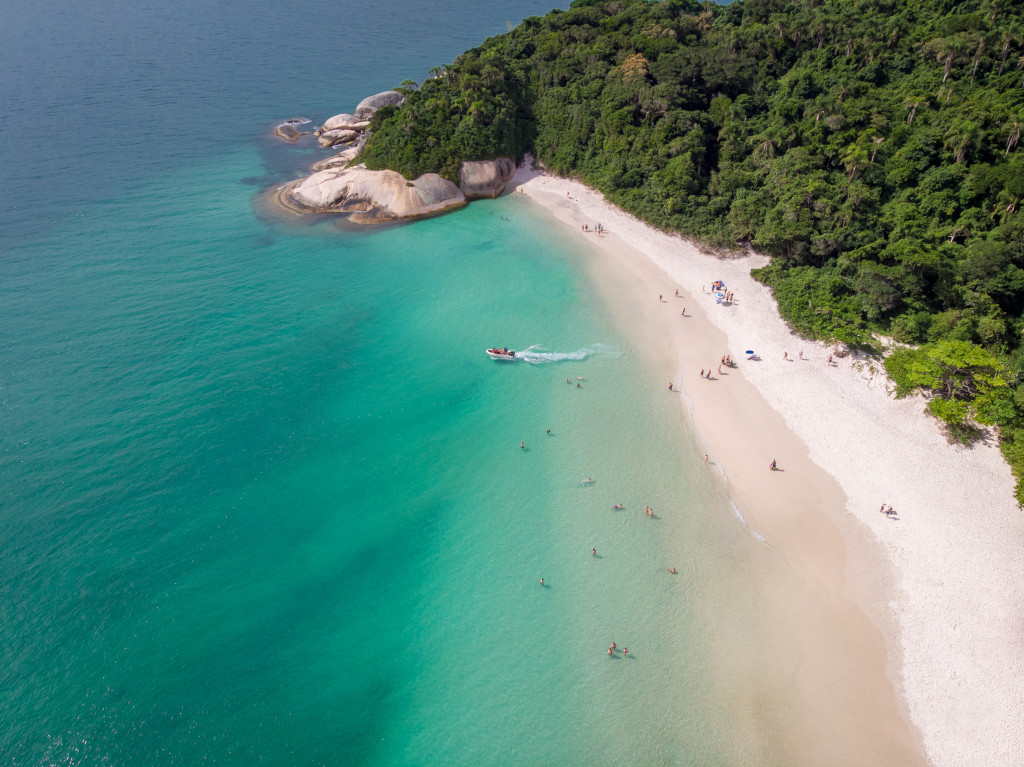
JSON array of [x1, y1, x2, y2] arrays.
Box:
[[358, 0, 1024, 501]]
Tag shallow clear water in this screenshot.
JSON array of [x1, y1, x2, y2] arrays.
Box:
[[0, 1, 769, 763]]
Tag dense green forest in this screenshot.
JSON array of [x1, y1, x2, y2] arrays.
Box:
[[358, 0, 1024, 500]]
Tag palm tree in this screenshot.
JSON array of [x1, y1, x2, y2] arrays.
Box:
[[992, 188, 1020, 223], [905, 96, 927, 125], [970, 41, 985, 83], [936, 38, 965, 83], [944, 122, 981, 164], [871, 136, 885, 163], [842, 141, 871, 181], [998, 31, 1013, 76], [752, 127, 781, 160], [1006, 118, 1022, 155]]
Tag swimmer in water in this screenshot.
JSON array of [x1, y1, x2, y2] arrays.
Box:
[[612, 503, 623, 510], [592, 548, 596, 557], [667, 568, 677, 574], [521, 442, 525, 449], [540, 578, 544, 586], [623, 648, 628, 656]]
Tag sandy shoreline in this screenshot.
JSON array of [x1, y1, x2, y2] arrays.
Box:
[[508, 163, 1024, 766]]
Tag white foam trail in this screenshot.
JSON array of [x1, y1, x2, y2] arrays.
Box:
[[516, 344, 619, 364], [730, 502, 747, 526], [730, 501, 766, 543]]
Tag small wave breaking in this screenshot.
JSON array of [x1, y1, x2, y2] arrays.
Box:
[[516, 344, 619, 364], [730, 501, 766, 543]]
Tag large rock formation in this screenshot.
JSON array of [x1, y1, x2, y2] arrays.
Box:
[[322, 113, 372, 133], [312, 92, 403, 147], [282, 166, 465, 222], [354, 90, 405, 120], [318, 128, 360, 148], [275, 91, 518, 224], [459, 158, 516, 199], [310, 143, 364, 171]]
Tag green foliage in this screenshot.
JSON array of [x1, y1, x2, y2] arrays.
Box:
[[358, 0, 1024, 502], [885, 339, 1019, 441]]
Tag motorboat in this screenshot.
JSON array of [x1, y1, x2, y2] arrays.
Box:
[[486, 347, 518, 360]]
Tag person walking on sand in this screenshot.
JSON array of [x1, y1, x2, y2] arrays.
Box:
[[770, 459, 777, 470], [783, 351, 788, 360], [717, 365, 722, 375], [799, 350, 804, 360], [699, 368, 704, 378], [681, 307, 686, 316], [704, 454, 709, 463], [675, 289, 679, 297], [827, 354, 833, 365], [658, 294, 662, 302], [668, 382, 673, 390]]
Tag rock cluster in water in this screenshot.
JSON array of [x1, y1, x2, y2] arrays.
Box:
[[274, 90, 517, 224]]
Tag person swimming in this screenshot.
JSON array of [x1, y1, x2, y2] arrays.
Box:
[[667, 568, 677, 574], [612, 503, 623, 510]]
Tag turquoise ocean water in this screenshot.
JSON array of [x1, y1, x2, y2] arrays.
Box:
[[1, 1, 771, 764]]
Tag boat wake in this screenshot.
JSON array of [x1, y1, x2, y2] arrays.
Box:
[[516, 344, 618, 364]]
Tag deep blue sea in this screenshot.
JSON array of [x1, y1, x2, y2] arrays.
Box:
[[1, 1, 770, 764]]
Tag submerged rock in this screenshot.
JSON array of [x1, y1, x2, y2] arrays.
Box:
[[273, 120, 311, 142]]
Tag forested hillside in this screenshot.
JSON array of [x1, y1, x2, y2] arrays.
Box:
[[358, 0, 1024, 499]]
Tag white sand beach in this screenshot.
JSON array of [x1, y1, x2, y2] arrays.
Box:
[[510, 162, 1024, 767]]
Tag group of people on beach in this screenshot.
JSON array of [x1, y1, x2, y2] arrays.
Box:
[[580, 222, 604, 234], [879, 503, 896, 516]]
